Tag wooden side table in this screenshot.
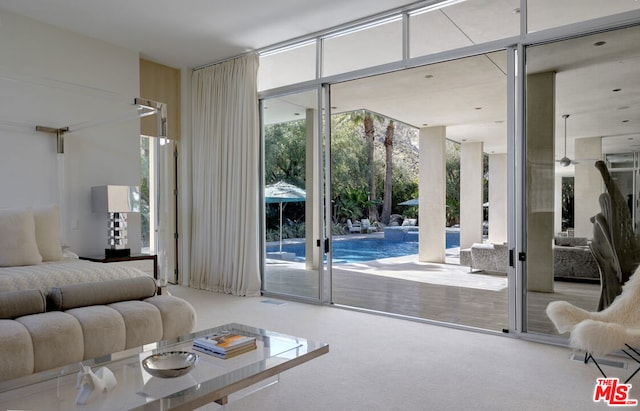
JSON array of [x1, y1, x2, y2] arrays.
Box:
[[79, 253, 158, 280]]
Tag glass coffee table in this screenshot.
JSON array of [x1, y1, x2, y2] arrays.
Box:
[[0, 323, 329, 410]]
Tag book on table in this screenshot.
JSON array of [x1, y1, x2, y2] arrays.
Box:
[[193, 332, 257, 359]]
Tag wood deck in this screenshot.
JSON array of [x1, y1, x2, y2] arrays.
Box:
[[264, 256, 600, 336]]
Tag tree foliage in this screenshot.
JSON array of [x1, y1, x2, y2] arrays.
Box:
[[264, 111, 463, 240], [264, 120, 306, 188], [445, 140, 461, 226]]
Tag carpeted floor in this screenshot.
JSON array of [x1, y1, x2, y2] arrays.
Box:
[[168, 285, 632, 411]]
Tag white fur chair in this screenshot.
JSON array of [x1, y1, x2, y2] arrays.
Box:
[[546, 267, 640, 382]]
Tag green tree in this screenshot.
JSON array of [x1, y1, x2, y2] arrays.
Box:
[[445, 140, 461, 226], [264, 120, 307, 238], [561, 177, 575, 230], [338, 110, 385, 222], [381, 119, 395, 224], [140, 137, 150, 247], [264, 120, 306, 187]]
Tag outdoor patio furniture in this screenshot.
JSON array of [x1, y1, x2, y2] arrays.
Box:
[[553, 244, 599, 282], [361, 219, 377, 233], [460, 243, 508, 274], [460, 240, 599, 281], [347, 219, 361, 234]]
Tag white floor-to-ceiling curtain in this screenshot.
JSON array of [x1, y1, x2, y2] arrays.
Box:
[[190, 53, 261, 296]]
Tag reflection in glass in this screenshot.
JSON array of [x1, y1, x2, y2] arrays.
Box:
[[528, 0, 640, 33], [259, 41, 316, 91], [409, 0, 519, 58], [525, 25, 640, 335], [323, 17, 402, 77]]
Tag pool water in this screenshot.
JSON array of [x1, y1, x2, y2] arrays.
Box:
[[267, 231, 460, 264]]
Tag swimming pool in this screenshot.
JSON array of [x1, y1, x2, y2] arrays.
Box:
[[266, 231, 460, 264]]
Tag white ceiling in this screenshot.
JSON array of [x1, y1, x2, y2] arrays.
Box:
[[330, 25, 640, 159], [1, 0, 639, 168], [0, 0, 422, 68]]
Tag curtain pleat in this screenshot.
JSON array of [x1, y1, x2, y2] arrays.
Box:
[[190, 53, 261, 296]]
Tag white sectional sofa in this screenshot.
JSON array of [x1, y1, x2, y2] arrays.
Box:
[[0, 206, 196, 383], [0, 276, 196, 382]]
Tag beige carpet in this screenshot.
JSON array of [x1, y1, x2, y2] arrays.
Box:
[[169, 285, 631, 411]]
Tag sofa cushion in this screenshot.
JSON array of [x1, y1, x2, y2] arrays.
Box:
[[16, 311, 84, 373], [48, 276, 157, 310], [144, 295, 197, 340], [66, 305, 126, 360], [0, 320, 34, 382], [0, 207, 42, 267], [33, 205, 63, 262], [109, 300, 163, 349], [0, 289, 46, 319]]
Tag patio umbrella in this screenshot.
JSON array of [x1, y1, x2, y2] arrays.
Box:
[[265, 181, 306, 253], [399, 198, 419, 206]]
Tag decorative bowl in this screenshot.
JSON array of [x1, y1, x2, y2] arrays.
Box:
[[142, 351, 200, 378]]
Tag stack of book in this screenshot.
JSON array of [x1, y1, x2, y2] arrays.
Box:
[[193, 332, 257, 359]]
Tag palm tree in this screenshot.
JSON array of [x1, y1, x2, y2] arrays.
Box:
[[381, 119, 395, 225], [339, 110, 385, 221], [363, 113, 379, 221]]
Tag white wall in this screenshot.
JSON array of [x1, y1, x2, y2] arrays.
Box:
[[0, 11, 141, 256]]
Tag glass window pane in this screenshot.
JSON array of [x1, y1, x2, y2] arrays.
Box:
[[262, 89, 322, 300], [528, 0, 640, 33], [410, 0, 519, 58], [607, 153, 635, 169], [258, 42, 316, 91], [525, 25, 640, 335], [323, 18, 403, 77], [330, 52, 509, 332]]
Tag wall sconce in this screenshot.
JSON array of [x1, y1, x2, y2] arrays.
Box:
[[91, 185, 140, 258]]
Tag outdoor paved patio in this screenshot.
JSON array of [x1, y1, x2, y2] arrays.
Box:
[[264, 253, 600, 335]]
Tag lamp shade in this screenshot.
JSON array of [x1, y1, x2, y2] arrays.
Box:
[[91, 185, 140, 213]]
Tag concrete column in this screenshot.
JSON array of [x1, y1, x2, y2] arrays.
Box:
[[488, 153, 507, 244], [305, 108, 320, 270], [526, 72, 555, 293], [554, 174, 563, 235], [460, 142, 484, 249], [418, 126, 446, 263], [574, 137, 602, 238]]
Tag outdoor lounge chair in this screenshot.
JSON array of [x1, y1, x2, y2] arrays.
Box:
[[347, 219, 361, 234], [361, 219, 376, 233]]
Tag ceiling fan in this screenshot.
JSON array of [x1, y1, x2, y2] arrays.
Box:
[[557, 114, 577, 167]]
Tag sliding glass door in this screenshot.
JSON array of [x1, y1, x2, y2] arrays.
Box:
[[327, 52, 511, 332], [261, 87, 330, 302], [523, 25, 640, 335]]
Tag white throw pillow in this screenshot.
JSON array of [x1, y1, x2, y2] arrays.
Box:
[[33, 205, 63, 261], [0, 208, 42, 267]]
